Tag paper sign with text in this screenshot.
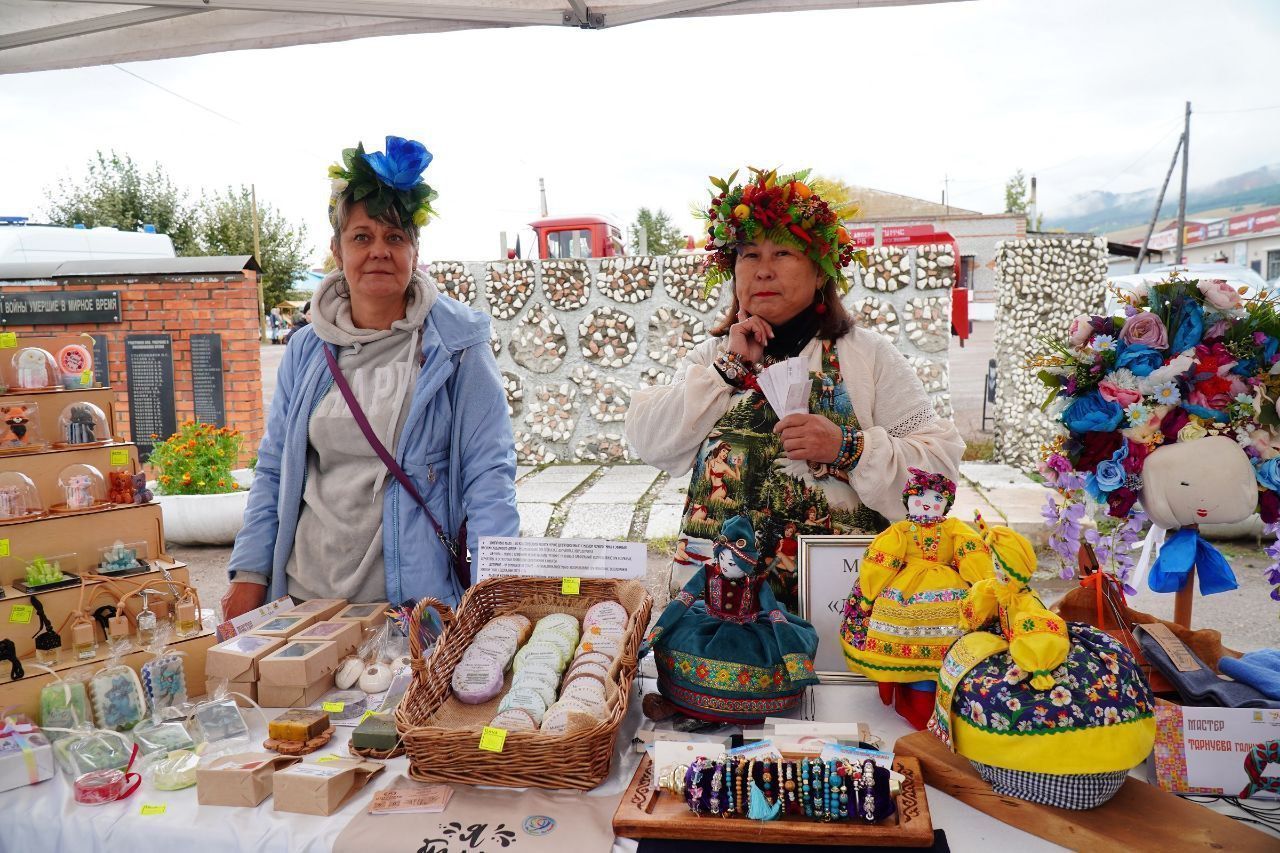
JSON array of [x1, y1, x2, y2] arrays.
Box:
[[478, 537, 645, 581], [1153, 703, 1280, 799]]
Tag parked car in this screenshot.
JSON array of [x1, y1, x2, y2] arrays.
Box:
[[1104, 264, 1271, 315]]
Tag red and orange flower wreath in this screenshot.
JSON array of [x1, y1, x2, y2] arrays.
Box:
[[699, 167, 867, 291]]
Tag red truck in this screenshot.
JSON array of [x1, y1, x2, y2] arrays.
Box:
[[529, 216, 626, 259]]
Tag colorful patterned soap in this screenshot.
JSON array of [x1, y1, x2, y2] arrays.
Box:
[[268, 709, 330, 742]]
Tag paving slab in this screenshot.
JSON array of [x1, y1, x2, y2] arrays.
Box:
[[515, 465, 535, 482], [653, 473, 691, 505], [644, 504, 684, 539], [574, 466, 660, 504], [951, 484, 999, 526], [518, 503, 554, 537], [959, 462, 1038, 490], [515, 465, 599, 504], [981, 483, 1051, 544], [600, 464, 665, 483], [560, 503, 635, 539]]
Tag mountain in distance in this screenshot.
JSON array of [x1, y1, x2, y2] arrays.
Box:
[[1044, 163, 1280, 235]]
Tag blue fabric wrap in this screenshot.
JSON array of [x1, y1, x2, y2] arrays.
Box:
[[1218, 650, 1280, 700], [1147, 527, 1238, 596], [227, 296, 519, 609]]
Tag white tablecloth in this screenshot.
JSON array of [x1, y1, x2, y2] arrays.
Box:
[[1, 680, 1271, 853]]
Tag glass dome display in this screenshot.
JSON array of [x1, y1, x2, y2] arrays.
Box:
[[0, 471, 43, 522], [0, 399, 44, 454], [10, 347, 58, 390], [56, 402, 110, 447], [55, 463, 107, 512], [56, 343, 94, 389]]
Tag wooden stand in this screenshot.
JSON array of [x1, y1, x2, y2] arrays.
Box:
[[611, 754, 935, 848], [895, 730, 1276, 852], [1173, 565, 1195, 629]]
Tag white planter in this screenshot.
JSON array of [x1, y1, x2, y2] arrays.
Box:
[[155, 489, 251, 546]]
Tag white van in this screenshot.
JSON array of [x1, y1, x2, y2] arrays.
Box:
[[0, 223, 176, 264]]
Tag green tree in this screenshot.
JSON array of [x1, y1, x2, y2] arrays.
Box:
[[1004, 169, 1029, 216], [195, 186, 309, 310], [44, 152, 200, 253], [629, 207, 684, 256]]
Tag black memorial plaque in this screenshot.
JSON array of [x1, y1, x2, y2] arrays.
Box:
[[124, 334, 177, 460], [189, 333, 226, 428], [0, 290, 121, 325], [90, 334, 109, 388]]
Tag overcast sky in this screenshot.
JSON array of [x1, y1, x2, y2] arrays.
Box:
[[2, 0, 1278, 264]]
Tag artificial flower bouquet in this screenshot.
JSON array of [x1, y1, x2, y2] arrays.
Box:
[[1034, 272, 1280, 601]]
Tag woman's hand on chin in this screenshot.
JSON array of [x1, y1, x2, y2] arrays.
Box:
[[774, 413, 844, 463], [727, 310, 772, 362]]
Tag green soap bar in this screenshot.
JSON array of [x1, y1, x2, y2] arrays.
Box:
[[40, 682, 91, 736], [350, 713, 399, 751]]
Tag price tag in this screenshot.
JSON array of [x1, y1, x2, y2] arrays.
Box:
[[140, 804, 166, 816], [81, 369, 93, 387], [0, 333, 16, 349], [317, 755, 341, 763], [561, 577, 581, 595], [322, 701, 345, 713], [109, 448, 130, 467], [8, 605, 33, 624], [479, 726, 507, 753], [0, 538, 8, 558]]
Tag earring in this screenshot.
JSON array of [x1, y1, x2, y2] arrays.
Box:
[[814, 289, 827, 315]]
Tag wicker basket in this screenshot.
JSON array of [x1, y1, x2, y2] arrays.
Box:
[[397, 576, 653, 790]]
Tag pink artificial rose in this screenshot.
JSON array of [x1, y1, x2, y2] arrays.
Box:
[[1067, 314, 1094, 348], [1198, 278, 1244, 311], [1118, 312, 1168, 349], [1098, 380, 1141, 408]]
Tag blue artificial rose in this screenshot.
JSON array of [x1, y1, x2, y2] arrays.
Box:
[[1115, 344, 1164, 377], [1063, 391, 1124, 433], [1170, 300, 1204, 352], [363, 135, 433, 191], [1094, 458, 1126, 493], [1256, 458, 1280, 492]]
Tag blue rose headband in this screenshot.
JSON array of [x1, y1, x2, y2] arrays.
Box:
[[328, 135, 438, 229]]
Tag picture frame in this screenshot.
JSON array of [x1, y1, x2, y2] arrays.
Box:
[[798, 534, 874, 683]]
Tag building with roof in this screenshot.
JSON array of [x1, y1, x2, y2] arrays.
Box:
[[1104, 203, 1280, 279]]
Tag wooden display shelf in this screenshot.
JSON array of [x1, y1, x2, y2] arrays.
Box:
[[0, 561, 190, 660], [0, 441, 139, 512], [0, 386, 119, 448], [0, 627, 217, 720], [612, 754, 935, 848], [894, 730, 1277, 852], [0, 501, 165, 584]]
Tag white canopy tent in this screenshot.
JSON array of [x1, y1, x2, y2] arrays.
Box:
[[0, 0, 964, 74]]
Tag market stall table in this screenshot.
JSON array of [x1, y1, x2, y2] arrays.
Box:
[[1, 679, 1270, 853]]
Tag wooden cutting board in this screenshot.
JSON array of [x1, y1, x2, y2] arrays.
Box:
[[612, 753, 935, 847], [895, 730, 1277, 852]]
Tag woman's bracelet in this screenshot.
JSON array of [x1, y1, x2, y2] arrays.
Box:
[[713, 350, 756, 389], [832, 427, 864, 470]]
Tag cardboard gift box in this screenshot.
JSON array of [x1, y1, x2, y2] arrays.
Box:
[[293, 620, 362, 659], [284, 598, 348, 622], [248, 613, 320, 639], [206, 678, 258, 707], [273, 758, 385, 816], [333, 602, 389, 633], [258, 640, 340, 687], [257, 674, 336, 709], [206, 634, 286, 682], [197, 752, 302, 807], [0, 719, 54, 793]]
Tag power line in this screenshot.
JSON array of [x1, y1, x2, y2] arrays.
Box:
[[111, 64, 242, 126], [1199, 103, 1280, 114]]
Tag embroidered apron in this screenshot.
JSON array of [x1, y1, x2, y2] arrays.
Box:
[[674, 341, 888, 615]]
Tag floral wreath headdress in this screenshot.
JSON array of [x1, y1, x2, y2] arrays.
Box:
[[699, 167, 867, 292], [901, 467, 957, 512], [328, 135, 438, 229]]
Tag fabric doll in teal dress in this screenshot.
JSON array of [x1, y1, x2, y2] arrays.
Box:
[[642, 514, 820, 723]]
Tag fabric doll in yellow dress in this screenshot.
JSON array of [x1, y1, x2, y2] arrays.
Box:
[[840, 468, 992, 728]]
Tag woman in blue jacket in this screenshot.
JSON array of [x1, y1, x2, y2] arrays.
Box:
[[223, 136, 519, 618]]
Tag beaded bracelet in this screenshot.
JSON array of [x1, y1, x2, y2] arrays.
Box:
[[725, 759, 733, 816], [713, 350, 757, 389], [832, 426, 865, 470], [860, 759, 876, 822], [801, 759, 812, 817], [826, 761, 839, 819]]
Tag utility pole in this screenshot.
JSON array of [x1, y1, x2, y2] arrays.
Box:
[[942, 174, 950, 214], [251, 183, 266, 343], [1028, 176, 1038, 232], [1134, 132, 1184, 273], [1174, 101, 1191, 266], [538, 178, 548, 217]]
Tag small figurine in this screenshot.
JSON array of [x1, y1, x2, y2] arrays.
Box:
[[840, 468, 993, 729], [106, 470, 135, 505], [63, 404, 97, 445], [0, 485, 23, 519], [0, 404, 36, 449], [641, 514, 819, 723], [25, 556, 63, 588], [65, 474, 94, 510], [57, 344, 93, 389], [99, 541, 141, 574], [132, 472, 152, 505], [14, 348, 51, 389]]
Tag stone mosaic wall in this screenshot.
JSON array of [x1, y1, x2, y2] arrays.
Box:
[[991, 236, 1109, 470], [430, 253, 954, 464]]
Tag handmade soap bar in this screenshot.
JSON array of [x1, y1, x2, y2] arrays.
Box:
[[40, 682, 92, 735], [88, 666, 146, 732], [268, 709, 330, 743], [350, 712, 399, 751], [131, 719, 195, 756], [141, 653, 187, 712]]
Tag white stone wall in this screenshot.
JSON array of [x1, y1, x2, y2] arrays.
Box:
[[431, 255, 953, 464], [992, 236, 1109, 471]]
